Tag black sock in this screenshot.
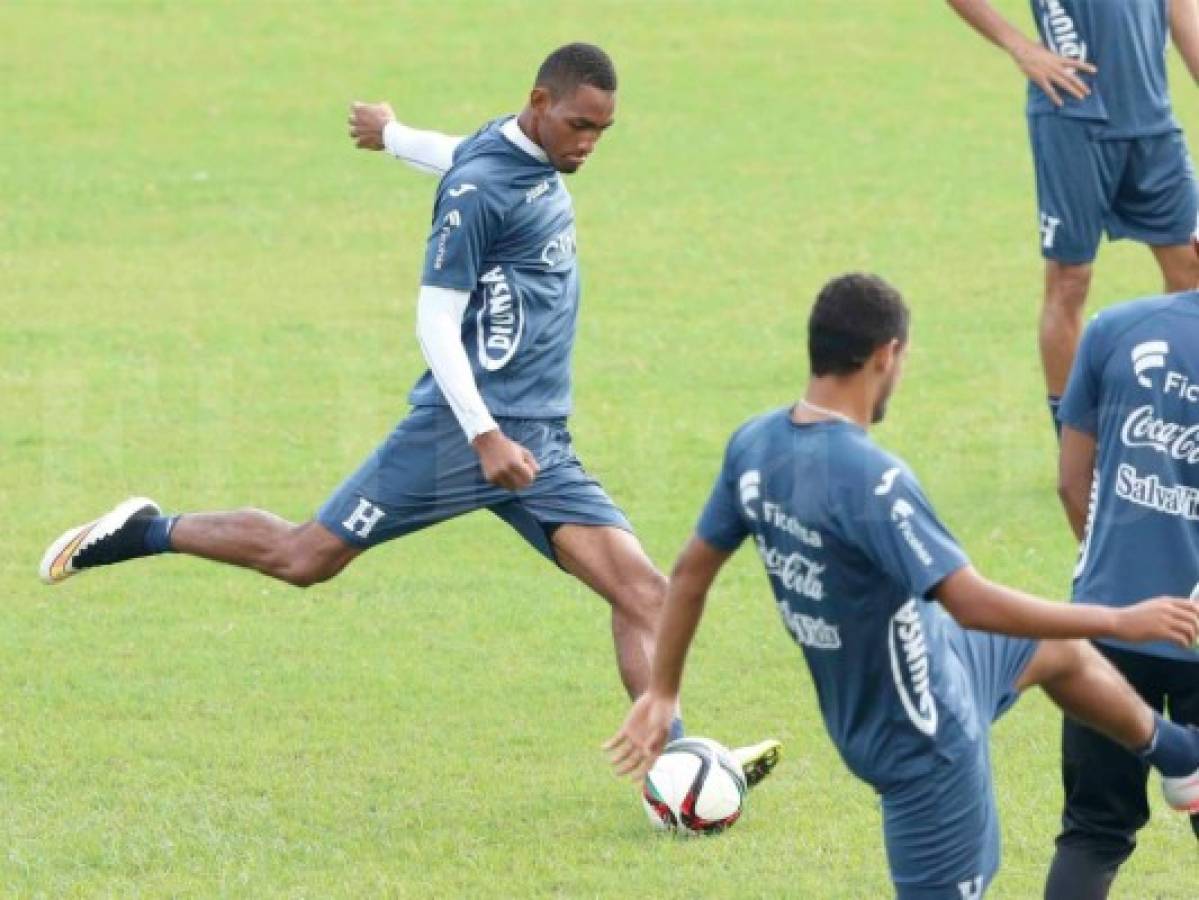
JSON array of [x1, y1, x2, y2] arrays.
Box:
[[143, 515, 179, 554]]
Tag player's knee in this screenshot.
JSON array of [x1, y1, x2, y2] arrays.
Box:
[[1045, 264, 1092, 311], [266, 533, 345, 588], [276, 562, 335, 589], [619, 570, 668, 623], [1038, 638, 1094, 685]]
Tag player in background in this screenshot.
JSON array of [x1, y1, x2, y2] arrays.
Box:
[[38, 44, 778, 784], [1048, 287, 1199, 896], [605, 274, 1199, 898], [947, 0, 1199, 435]]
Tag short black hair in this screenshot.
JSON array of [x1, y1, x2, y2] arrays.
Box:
[[808, 273, 909, 376], [535, 43, 617, 97]]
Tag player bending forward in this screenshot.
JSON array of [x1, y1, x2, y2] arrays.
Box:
[[606, 274, 1199, 898], [39, 44, 777, 784]]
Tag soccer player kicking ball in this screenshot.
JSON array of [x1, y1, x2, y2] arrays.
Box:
[[605, 274, 1199, 898], [38, 44, 778, 785], [1046, 285, 1199, 896], [947, 0, 1199, 435]]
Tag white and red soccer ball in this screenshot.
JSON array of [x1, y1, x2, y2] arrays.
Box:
[[641, 737, 747, 835]]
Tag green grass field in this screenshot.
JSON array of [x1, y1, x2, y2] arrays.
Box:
[[4, 1, 1197, 896]]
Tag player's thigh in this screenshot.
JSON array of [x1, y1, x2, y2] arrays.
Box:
[[1110, 130, 1199, 250], [1150, 242, 1199, 292], [882, 757, 997, 899], [490, 419, 638, 575], [1028, 114, 1111, 265], [550, 523, 665, 614], [951, 625, 1038, 721], [316, 406, 502, 548]]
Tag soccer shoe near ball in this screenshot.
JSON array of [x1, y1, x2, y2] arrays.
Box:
[[1162, 769, 1199, 813], [732, 738, 782, 789], [38, 496, 162, 584]]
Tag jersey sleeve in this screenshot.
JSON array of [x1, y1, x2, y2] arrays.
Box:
[[421, 173, 505, 292], [853, 463, 969, 599], [695, 434, 751, 552], [1059, 315, 1106, 436]]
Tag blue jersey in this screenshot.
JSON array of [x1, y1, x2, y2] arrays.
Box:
[[1027, 0, 1175, 139], [1060, 291, 1199, 662], [697, 410, 976, 789], [409, 116, 580, 418]]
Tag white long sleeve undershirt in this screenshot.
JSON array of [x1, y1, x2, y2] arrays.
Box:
[[383, 121, 463, 176], [416, 284, 497, 441]]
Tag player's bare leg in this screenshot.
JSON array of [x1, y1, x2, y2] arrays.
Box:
[[553, 524, 781, 786], [40, 497, 359, 588], [1150, 242, 1199, 294], [172, 513, 359, 586], [1040, 261, 1094, 398], [1018, 639, 1199, 806], [551, 524, 663, 699], [1017, 639, 1153, 748]]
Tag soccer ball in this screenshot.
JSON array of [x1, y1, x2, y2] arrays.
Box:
[[641, 737, 747, 835]]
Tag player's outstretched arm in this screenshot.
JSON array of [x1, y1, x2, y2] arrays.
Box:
[[935, 566, 1199, 647], [604, 536, 732, 780], [347, 101, 463, 175], [1057, 425, 1097, 542], [1170, 0, 1199, 85], [945, 0, 1096, 105]]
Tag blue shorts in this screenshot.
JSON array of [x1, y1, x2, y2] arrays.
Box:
[[316, 406, 631, 562], [1028, 115, 1198, 264], [883, 625, 1039, 899]]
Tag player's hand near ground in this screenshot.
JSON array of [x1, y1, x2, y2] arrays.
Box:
[[604, 692, 676, 781], [1009, 39, 1096, 106], [1113, 597, 1199, 648], [473, 429, 539, 491], [348, 101, 395, 150]]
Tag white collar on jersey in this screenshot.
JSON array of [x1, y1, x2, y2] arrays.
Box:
[[501, 116, 549, 163]]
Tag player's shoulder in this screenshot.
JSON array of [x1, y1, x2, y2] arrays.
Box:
[[844, 436, 918, 500], [443, 117, 545, 199], [725, 407, 789, 455], [1084, 293, 1197, 365]]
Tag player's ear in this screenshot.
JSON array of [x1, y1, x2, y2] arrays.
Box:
[[872, 339, 899, 373], [529, 86, 553, 115]]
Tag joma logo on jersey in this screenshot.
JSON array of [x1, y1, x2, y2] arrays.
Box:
[[889, 600, 938, 737], [1131, 340, 1169, 388], [1038, 0, 1087, 61], [476, 266, 524, 371]]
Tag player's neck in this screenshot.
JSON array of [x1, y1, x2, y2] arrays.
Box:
[[515, 108, 546, 153], [794, 382, 872, 428]]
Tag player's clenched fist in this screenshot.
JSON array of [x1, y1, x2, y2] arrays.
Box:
[[473, 429, 539, 491], [1114, 598, 1199, 648], [348, 101, 396, 150]]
